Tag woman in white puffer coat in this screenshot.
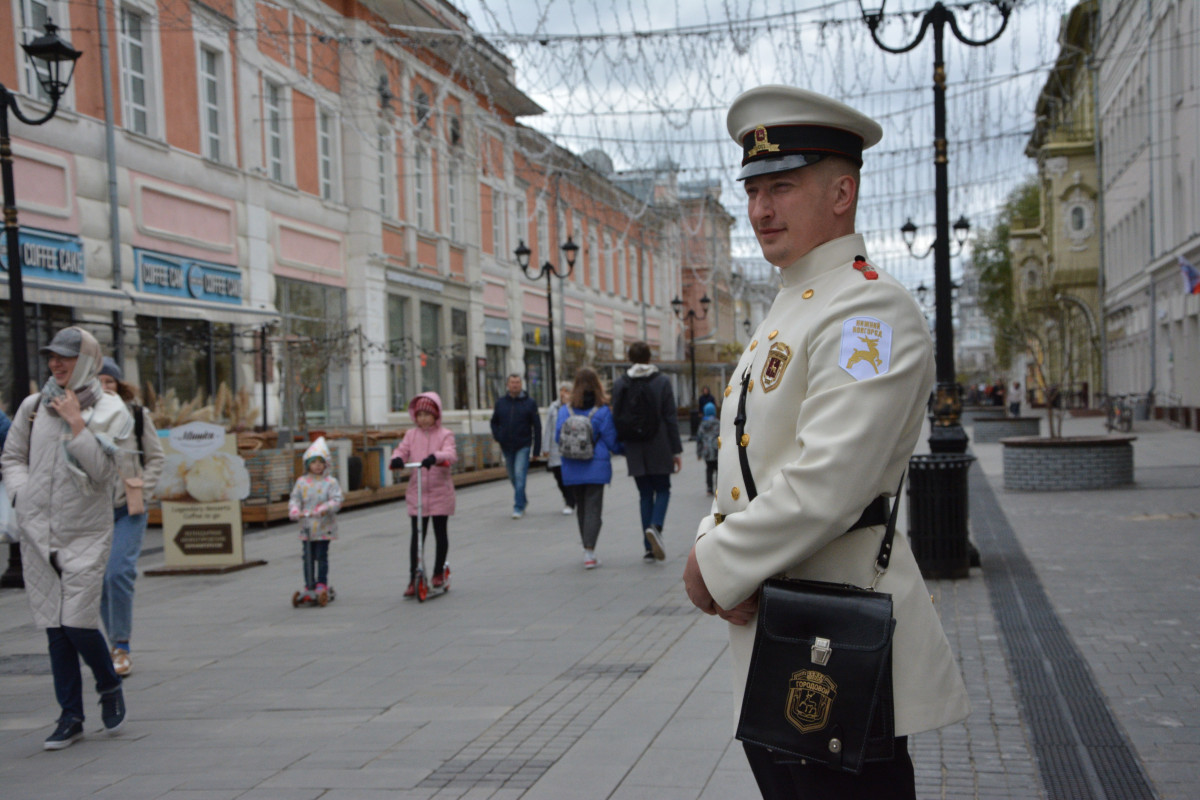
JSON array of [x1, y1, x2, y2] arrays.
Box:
[[1, 327, 133, 750]]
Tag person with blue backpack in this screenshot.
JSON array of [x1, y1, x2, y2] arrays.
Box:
[[556, 367, 623, 569]]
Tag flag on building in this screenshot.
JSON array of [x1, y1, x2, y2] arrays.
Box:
[[1181, 255, 1200, 295]]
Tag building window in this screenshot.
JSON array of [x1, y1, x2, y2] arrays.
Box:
[[448, 160, 460, 241], [485, 344, 507, 408], [537, 205, 548, 265], [20, 0, 54, 103], [119, 7, 149, 135], [413, 89, 432, 129], [491, 189, 505, 256], [451, 308, 468, 410], [387, 294, 411, 412], [199, 47, 224, 161], [276, 276, 350, 428], [513, 196, 527, 261], [588, 229, 599, 289], [378, 129, 393, 217], [264, 79, 285, 182], [414, 144, 431, 230], [318, 108, 335, 200], [420, 301, 442, 395]]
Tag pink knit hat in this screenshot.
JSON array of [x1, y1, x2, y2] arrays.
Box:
[[409, 394, 439, 420]]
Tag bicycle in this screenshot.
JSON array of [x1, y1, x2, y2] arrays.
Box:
[[1104, 394, 1133, 433]]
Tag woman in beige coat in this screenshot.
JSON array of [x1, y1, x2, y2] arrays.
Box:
[[1, 327, 133, 750]]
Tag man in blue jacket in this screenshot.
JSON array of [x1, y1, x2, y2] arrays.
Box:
[[490, 374, 542, 519]]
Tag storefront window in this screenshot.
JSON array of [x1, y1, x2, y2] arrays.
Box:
[[277, 277, 349, 430], [451, 308, 468, 410], [419, 301, 441, 395], [485, 344, 507, 407], [0, 303, 74, 404], [135, 316, 234, 406], [387, 294, 412, 412], [562, 330, 586, 385], [523, 323, 550, 407]]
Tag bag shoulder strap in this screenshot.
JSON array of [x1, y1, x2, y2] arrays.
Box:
[[733, 365, 904, 580], [133, 404, 146, 467]]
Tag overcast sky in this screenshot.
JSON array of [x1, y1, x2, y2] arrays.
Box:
[[446, 0, 1074, 287]]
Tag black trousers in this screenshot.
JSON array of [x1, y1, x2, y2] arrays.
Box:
[[743, 738, 915, 800], [410, 515, 448, 579], [549, 465, 575, 507]]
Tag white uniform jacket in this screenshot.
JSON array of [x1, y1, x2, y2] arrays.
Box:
[[694, 234, 970, 736]]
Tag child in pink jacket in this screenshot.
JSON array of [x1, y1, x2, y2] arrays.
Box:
[[389, 392, 457, 597]]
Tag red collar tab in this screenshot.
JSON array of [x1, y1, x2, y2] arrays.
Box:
[[852, 255, 878, 281]]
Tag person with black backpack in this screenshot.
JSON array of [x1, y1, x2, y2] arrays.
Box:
[[611, 341, 683, 562], [555, 367, 623, 570], [98, 357, 165, 678]]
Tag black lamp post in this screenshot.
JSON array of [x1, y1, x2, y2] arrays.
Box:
[[514, 237, 578, 396], [1, 21, 82, 591], [671, 292, 711, 411], [860, 0, 1010, 452]]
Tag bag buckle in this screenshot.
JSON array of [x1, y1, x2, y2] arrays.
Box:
[[811, 637, 832, 666]]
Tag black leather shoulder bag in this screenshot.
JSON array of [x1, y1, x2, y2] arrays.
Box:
[[731, 366, 902, 774]]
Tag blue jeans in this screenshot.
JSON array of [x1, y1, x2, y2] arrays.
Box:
[[503, 447, 530, 512], [302, 540, 330, 589], [100, 504, 147, 645], [47, 626, 121, 722], [635, 474, 672, 551]]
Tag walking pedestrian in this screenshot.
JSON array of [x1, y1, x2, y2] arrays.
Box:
[[1, 327, 133, 749], [611, 341, 682, 562], [556, 367, 623, 569], [695, 402, 720, 496], [490, 374, 541, 519], [97, 358, 165, 677], [683, 85, 969, 799], [1009, 380, 1022, 417], [288, 436, 344, 606], [542, 382, 576, 515], [389, 392, 457, 597]]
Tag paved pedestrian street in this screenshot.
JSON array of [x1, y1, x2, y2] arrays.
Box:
[[2, 415, 1197, 799]]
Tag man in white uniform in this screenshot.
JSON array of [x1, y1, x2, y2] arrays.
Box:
[[683, 85, 970, 798]]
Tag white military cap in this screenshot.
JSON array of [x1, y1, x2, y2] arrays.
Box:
[[727, 85, 883, 180]]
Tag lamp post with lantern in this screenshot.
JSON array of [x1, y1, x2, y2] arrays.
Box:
[[671, 292, 710, 430], [514, 237, 579, 396], [858, 0, 1010, 452], [1, 20, 83, 590]]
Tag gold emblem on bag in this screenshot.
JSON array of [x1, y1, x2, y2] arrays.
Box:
[[760, 342, 792, 393], [747, 125, 781, 157], [785, 670, 838, 734]]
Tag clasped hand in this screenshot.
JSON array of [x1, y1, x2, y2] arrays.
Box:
[[683, 544, 759, 626]]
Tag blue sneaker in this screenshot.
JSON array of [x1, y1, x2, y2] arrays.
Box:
[[44, 716, 84, 750], [99, 686, 126, 734]]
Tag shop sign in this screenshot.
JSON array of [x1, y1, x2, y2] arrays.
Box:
[[0, 228, 85, 283], [136, 249, 244, 305]]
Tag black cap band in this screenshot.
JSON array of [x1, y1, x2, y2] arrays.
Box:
[[741, 124, 865, 167]]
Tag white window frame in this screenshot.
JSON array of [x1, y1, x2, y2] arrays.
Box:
[[194, 21, 233, 164], [263, 78, 288, 183], [414, 143, 431, 230], [447, 158, 461, 241], [118, 4, 154, 136], [588, 228, 599, 290], [616, 241, 625, 298], [317, 106, 339, 201], [491, 187, 505, 256], [378, 128, 394, 218], [536, 203, 549, 266], [17, 0, 70, 105], [512, 195, 527, 262]]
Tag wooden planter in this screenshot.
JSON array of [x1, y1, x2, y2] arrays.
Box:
[[1001, 435, 1135, 491], [973, 416, 1041, 443]]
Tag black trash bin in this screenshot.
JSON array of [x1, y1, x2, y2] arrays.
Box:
[[906, 453, 975, 579]]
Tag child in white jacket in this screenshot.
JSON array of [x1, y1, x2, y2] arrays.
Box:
[[288, 437, 344, 605]]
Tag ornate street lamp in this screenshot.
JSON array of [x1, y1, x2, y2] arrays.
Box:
[[860, 0, 1010, 452], [1, 21, 83, 591], [514, 237, 578, 394], [672, 292, 711, 425]]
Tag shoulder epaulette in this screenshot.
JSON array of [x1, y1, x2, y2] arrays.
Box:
[[852, 254, 878, 281]]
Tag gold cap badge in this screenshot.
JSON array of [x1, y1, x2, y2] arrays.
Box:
[[746, 125, 782, 158]]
